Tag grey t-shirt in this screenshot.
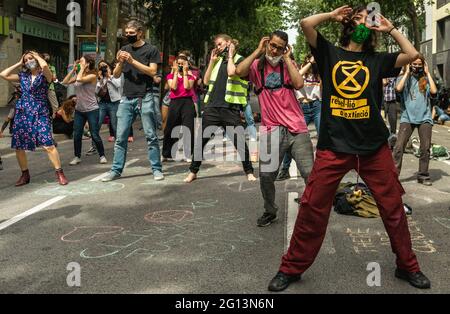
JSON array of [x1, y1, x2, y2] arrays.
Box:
[[74, 82, 98, 112]]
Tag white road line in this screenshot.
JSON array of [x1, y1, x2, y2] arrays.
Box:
[[0, 159, 140, 232], [0, 196, 66, 232], [285, 192, 298, 252]]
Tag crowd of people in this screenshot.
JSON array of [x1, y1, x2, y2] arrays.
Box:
[[3, 4, 450, 292]]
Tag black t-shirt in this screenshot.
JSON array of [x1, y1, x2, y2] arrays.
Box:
[[208, 56, 244, 108], [121, 42, 161, 98], [311, 32, 401, 155]]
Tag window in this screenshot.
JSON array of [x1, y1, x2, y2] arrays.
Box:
[[437, 0, 450, 9], [437, 16, 450, 52]]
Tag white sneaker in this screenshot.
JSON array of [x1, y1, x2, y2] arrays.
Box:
[[99, 156, 108, 164], [69, 157, 81, 166], [153, 170, 165, 181]]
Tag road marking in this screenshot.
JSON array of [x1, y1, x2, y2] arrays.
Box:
[[0, 196, 66, 232], [285, 192, 298, 252], [0, 159, 140, 232], [89, 159, 139, 182], [285, 192, 336, 254]]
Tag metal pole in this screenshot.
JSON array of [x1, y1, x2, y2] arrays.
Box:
[[67, 1, 75, 96]]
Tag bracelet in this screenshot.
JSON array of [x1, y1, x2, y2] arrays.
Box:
[[388, 27, 397, 35]]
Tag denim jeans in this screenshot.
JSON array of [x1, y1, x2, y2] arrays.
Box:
[[111, 92, 162, 175], [73, 109, 105, 158], [435, 106, 450, 122], [243, 104, 257, 141], [281, 100, 321, 170], [153, 92, 162, 130], [98, 101, 119, 138]]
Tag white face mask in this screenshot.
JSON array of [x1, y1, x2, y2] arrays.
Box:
[[265, 54, 282, 67], [26, 60, 38, 70]]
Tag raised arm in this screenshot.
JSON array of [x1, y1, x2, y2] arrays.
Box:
[[227, 43, 238, 77], [396, 66, 410, 93], [235, 37, 269, 78], [368, 15, 419, 68], [62, 65, 77, 85], [203, 49, 220, 86], [183, 61, 194, 90], [300, 6, 353, 49], [283, 46, 303, 90], [31, 52, 52, 83], [0, 58, 22, 83], [169, 60, 179, 91], [424, 62, 438, 95]]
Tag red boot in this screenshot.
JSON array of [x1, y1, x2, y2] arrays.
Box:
[[56, 169, 69, 186], [15, 169, 30, 187]]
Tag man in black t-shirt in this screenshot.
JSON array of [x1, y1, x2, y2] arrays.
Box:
[[268, 5, 430, 292], [102, 20, 164, 182]]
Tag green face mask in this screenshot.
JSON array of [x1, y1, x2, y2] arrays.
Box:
[[351, 24, 372, 44]]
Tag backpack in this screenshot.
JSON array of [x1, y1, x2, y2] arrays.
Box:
[[254, 60, 293, 95], [334, 182, 380, 218]]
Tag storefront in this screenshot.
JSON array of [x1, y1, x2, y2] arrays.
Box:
[[16, 16, 71, 81]]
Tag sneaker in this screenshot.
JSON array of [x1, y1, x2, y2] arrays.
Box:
[[417, 178, 432, 186], [404, 203, 413, 215], [268, 272, 302, 292], [99, 156, 108, 164], [108, 136, 115, 143], [257, 213, 278, 227], [162, 157, 174, 162], [153, 170, 165, 181], [69, 157, 81, 166], [128, 136, 134, 143], [85, 146, 97, 156], [276, 169, 291, 181], [101, 171, 121, 182], [395, 268, 431, 289]]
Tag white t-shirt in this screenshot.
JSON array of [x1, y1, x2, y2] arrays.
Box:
[[296, 74, 321, 102]]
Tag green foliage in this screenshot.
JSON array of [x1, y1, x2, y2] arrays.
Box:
[[288, 0, 432, 60], [135, 0, 286, 65]]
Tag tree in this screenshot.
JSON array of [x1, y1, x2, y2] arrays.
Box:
[[105, 0, 119, 63], [133, 0, 285, 89], [287, 0, 432, 60]]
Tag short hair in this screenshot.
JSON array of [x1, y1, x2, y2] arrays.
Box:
[[213, 34, 240, 50], [270, 30, 289, 44], [126, 20, 145, 32]]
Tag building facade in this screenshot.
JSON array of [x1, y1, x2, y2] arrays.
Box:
[[433, 0, 450, 89], [0, 0, 96, 107]]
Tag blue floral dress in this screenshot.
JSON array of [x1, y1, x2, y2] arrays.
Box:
[[12, 71, 54, 151]]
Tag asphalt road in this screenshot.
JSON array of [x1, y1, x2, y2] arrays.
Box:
[[0, 119, 449, 294]]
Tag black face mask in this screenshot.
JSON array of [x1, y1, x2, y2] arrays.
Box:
[[126, 35, 138, 44], [221, 47, 229, 58], [411, 66, 424, 76]]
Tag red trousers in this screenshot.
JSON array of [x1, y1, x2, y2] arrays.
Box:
[[280, 144, 420, 275]]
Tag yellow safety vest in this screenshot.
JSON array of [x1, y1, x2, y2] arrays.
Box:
[[204, 54, 249, 106]]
